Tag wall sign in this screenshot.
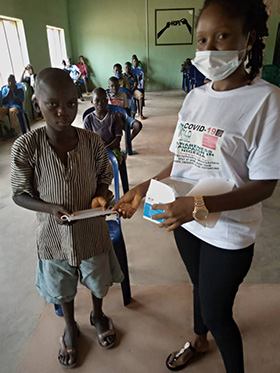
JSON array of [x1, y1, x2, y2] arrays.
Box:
[[155, 8, 194, 46]]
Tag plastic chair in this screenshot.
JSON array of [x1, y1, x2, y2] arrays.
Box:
[[262, 65, 280, 87], [54, 150, 131, 315], [83, 106, 129, 193], [187, 66, 205, 91], [1, 83, 30, 134], [106, 149, 131, 306]]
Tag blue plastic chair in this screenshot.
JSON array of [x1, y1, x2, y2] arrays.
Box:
[[83, 106, 129, 193], [54, 149, 131, 315], [106, 149, 131, 305], [1, 83, 30, 134]]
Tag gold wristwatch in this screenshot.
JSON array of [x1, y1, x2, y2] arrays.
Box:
[[192, 196, 209, 221]]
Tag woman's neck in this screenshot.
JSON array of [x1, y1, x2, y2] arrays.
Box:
[[212, 66, 250, 91]]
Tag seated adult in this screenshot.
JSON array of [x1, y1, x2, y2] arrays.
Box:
[[76, 55, 90, 95], [0, 74, 23, 138], [124, 62, 146, 120], [65, 58, 84, 101]]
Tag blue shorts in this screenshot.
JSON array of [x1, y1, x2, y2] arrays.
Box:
[[36, 247, 124, 303]]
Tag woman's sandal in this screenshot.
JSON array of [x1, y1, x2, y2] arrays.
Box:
[[166, 341, 202, 371], [58, 324, 80, 369], [90, 311, 116, 349]]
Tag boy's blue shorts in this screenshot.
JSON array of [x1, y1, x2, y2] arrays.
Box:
[[36, 247, 124, 304]]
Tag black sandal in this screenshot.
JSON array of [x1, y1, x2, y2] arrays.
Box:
[[166, 342, 198, 371], [58, 323, 80, 369]]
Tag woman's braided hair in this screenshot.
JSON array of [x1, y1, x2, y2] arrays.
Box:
[[198, 0, 269, 80]]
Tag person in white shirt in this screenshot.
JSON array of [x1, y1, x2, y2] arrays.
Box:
[[113, 0, 280, 372]]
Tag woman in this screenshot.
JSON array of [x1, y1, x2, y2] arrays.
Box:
[[113, 1, 280, 372]]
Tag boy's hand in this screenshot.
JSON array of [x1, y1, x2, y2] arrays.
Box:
[[50, 204, 72, 225], [112, 185, 146, 218], [91, 196, 108, 210]]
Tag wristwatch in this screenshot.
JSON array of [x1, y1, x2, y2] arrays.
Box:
[[192, 196, 209, 221]]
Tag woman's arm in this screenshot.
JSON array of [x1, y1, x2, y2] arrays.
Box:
[[112, 162, 173, 217], [151, 179, 278, 231]]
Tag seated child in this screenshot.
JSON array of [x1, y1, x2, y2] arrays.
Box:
[[131, 54, 143, 68], [76, 55, 90, 95], [107, 77, 142, 142], [84, 87, 123, 164], [113, 63, 130, 90], [0, 74, 23, 138], [11, 68, 124, 368], [107, 76, 128, 110], [124, 62, 146, 120]]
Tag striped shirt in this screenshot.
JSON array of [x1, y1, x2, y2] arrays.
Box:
[[11, 127, 113, 266]]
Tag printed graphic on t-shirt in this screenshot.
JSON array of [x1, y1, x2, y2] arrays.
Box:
[[175, 122, 224, 170], [108, 97, 125, 108]]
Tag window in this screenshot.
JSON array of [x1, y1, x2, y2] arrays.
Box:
[[46, 25, 67, 68], [0, 16, 29, 87]]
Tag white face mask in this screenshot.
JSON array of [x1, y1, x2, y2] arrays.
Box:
[[191, 49, 246, 82]]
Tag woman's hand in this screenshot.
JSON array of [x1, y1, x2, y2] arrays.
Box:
[[151, 196, 194, 232], [112, 183, 148, 218], [91, 196, 108, 210]]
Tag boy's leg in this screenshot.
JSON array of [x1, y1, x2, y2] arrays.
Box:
[[90, 293, 116, 348], [59, 300, 79, 366], [131, 119, 142, 140]]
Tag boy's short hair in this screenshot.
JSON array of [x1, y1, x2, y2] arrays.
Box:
[[35, 68, 73, 95], [125, 61, 131, 67], [113, 63, 122, 70], [108, 76, 119, 85], [93, 87, 107, 98]]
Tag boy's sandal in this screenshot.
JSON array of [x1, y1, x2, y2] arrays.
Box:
[[166, 341, 199, 371], [90, 311, 116, 349], [58, 324, 80, 369]]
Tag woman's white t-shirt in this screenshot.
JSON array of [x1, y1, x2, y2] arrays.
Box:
[[170, 79, 280, 250]]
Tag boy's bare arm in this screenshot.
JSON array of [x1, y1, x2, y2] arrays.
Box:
[[13, 193, 70, 224], [105, 136, 121, 150]]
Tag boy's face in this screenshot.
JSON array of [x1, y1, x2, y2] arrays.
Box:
[[8, 75, 16, 89], [66, 59, 71, 67], [35, 78, 77, 132], [113, 66, 122, 75], [108, 80, 119, 95], [92, 92, 108, 113], [124, 63, 131, 74], [132, 59, 138, 68]]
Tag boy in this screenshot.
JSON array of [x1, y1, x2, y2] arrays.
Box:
[[107, 76, 128, 110], [124, 62, 146, 120], [11, 68, 124, 368], [65, 58, 84, 101], [84, 87, 123, 163], [107, 77, 142, 143], [113, 63, 130, 90]]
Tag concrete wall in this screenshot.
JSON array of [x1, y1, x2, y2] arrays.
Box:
[[0, 0, 71, 74]]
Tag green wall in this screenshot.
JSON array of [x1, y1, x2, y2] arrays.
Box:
[[0, 0, 71, 74], [68, 0, 205, 90], [0, 0, 279, 90]]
